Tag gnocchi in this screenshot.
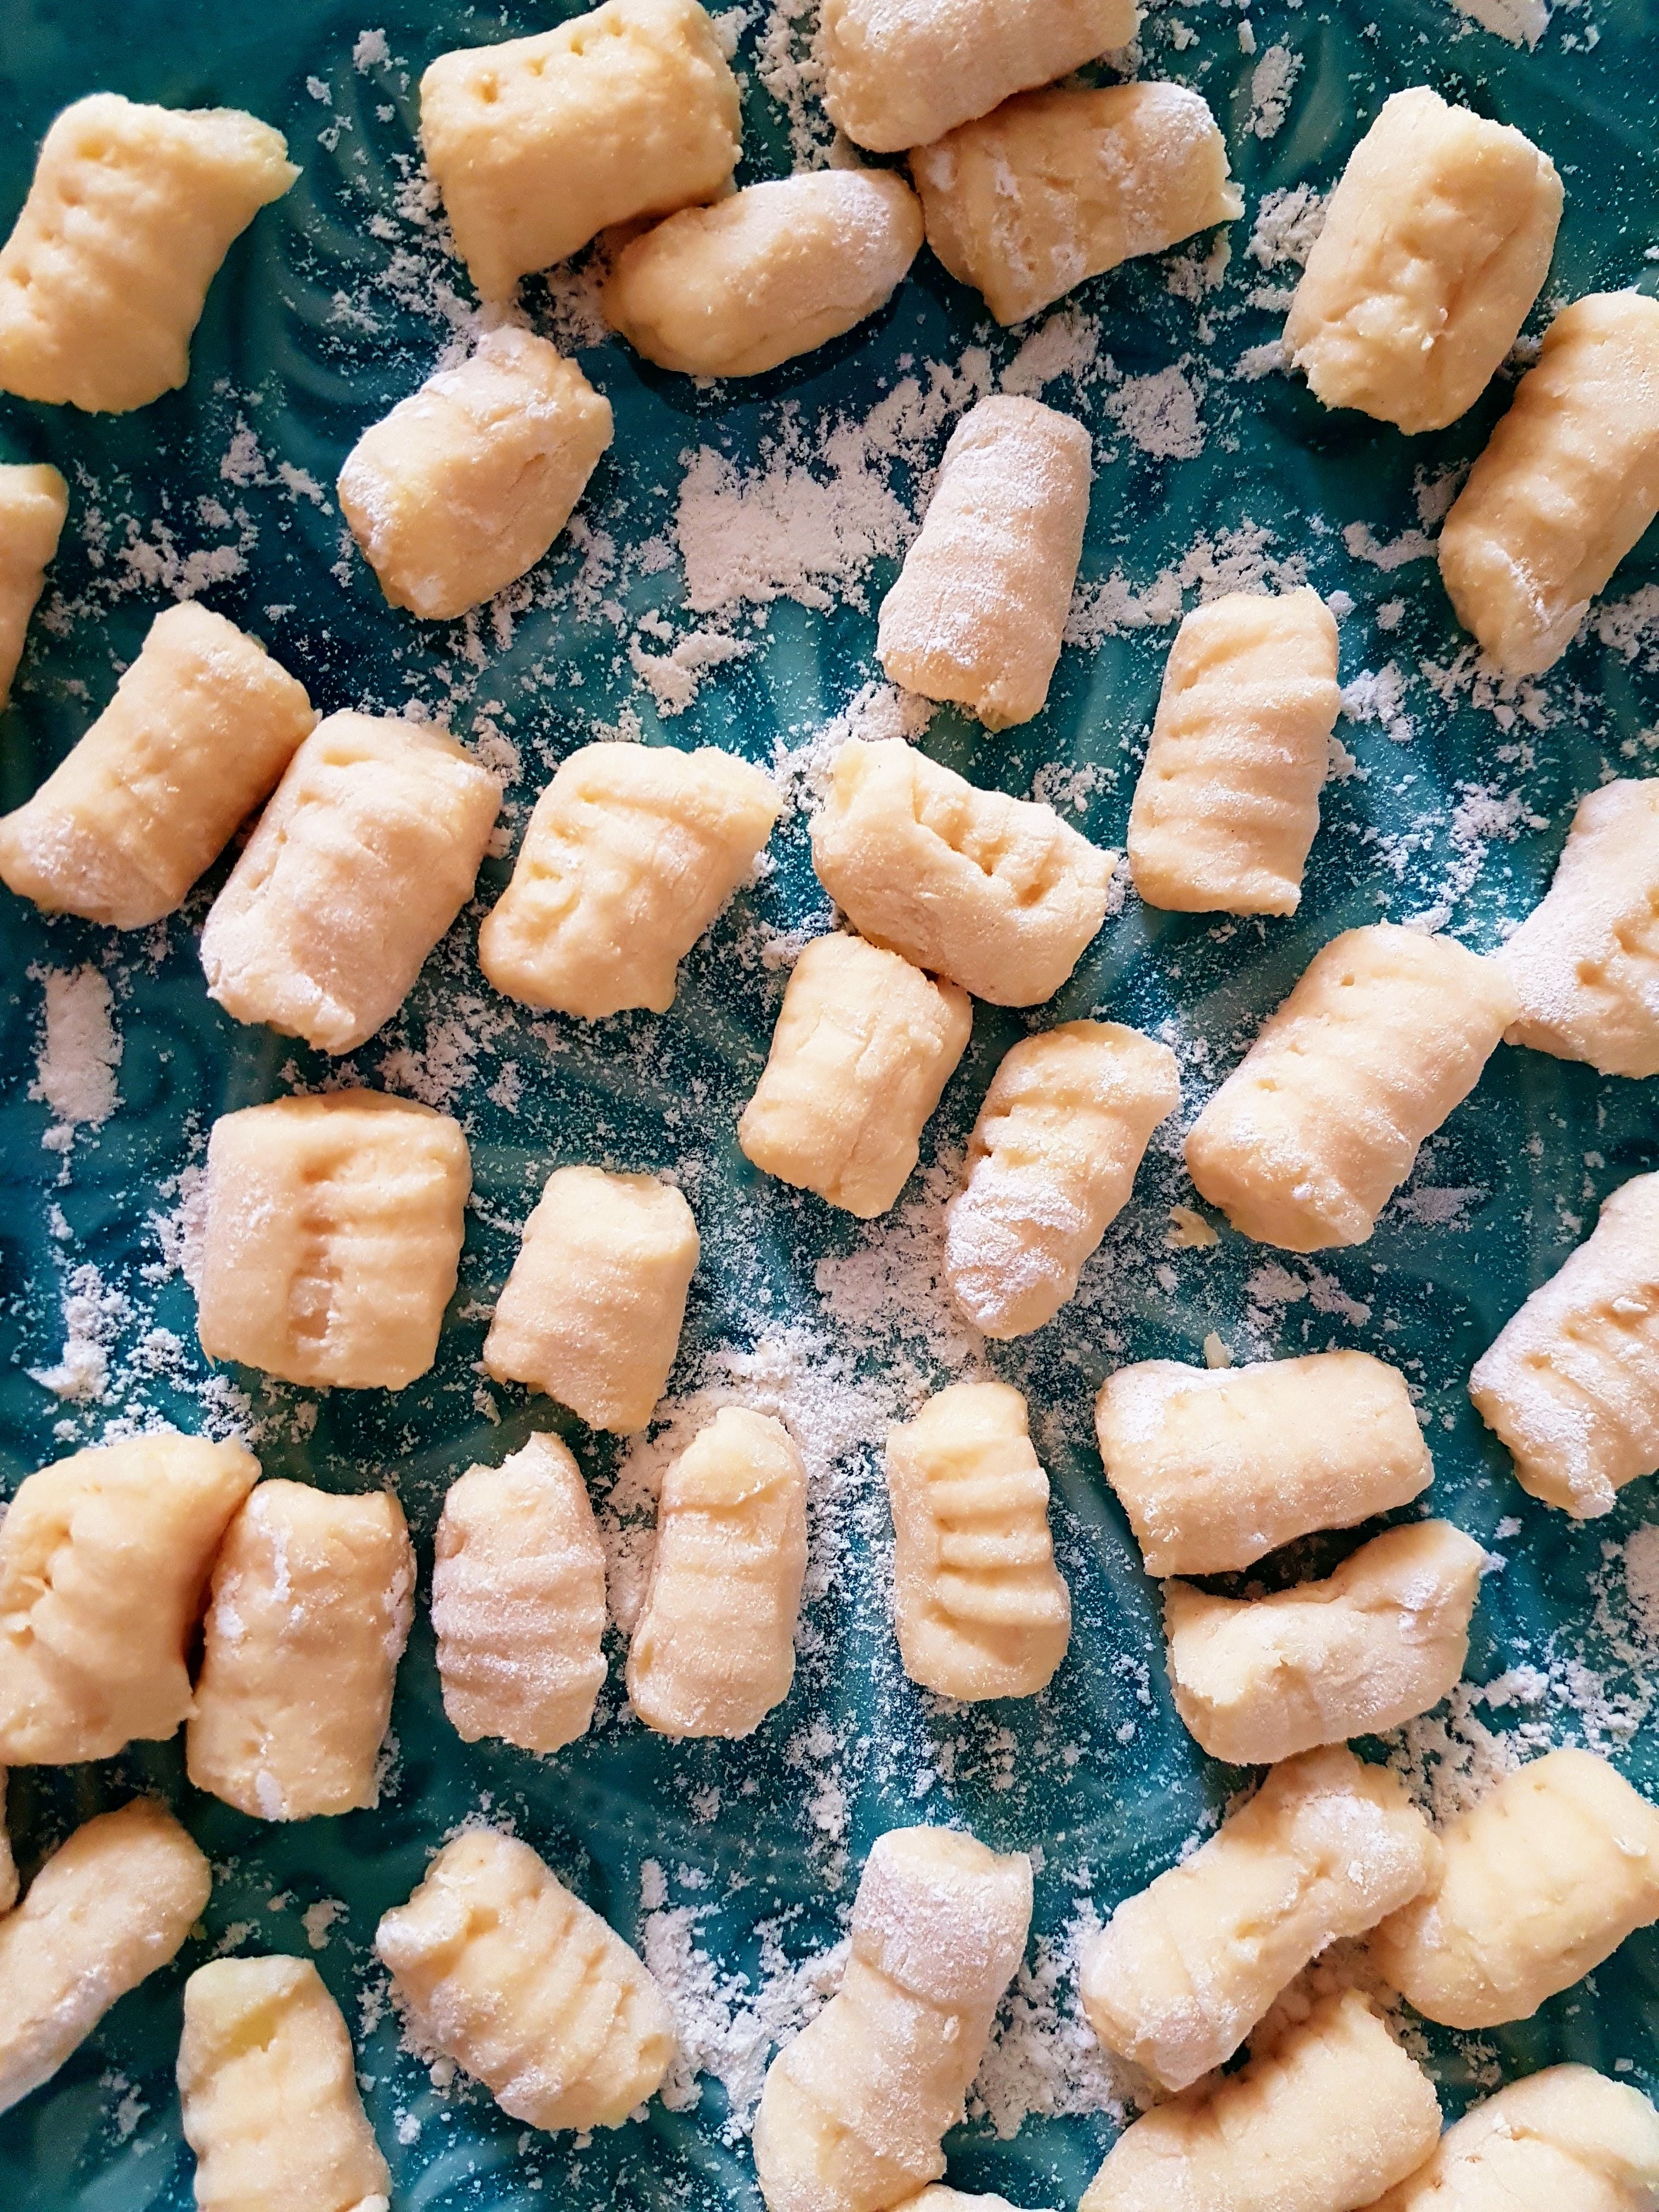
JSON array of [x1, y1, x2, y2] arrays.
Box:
[[1374, 2064, 1659, 2212], [0, 460, 66, 701]]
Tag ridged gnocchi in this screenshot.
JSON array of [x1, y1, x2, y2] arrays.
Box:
[[1374, 2064, 1659, 2212], [0, 461, 66, 702]]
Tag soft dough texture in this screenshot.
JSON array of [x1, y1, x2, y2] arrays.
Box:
[[1373, 2064, 1659, 2212], [0, 93, 297, 412], [0, 460, 66, 701], [1283, 87, 1561, 435]]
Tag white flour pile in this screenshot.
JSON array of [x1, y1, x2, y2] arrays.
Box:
[[30, 963, 122, 1142]]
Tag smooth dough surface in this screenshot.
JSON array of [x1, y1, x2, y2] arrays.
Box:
[[1373, 2064, 1659, 2212], [0, 460, 66, 701]]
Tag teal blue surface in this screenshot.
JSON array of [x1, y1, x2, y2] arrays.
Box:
[[2, 0, 1659, 2205]]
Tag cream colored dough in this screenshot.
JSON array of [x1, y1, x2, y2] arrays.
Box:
[[1283, 87, 1560, 435], [1128, 588, 1341, 916], [0, 461, 66, 701], [1079, 1988, 1441, 2212], [0, 601, 315, 930], [1185, 924, 1517, 1251], [628, 1406, 808, 1737], [1469, 1170, 1659, 1518], [339, 329, 613, 621], [812, 739, 1116, 1003], [947, 1022, 1178, 1339], [753, 1826, 1032, 2212], [433, 1434, 608, 1754], [738, 932, 972, 1217], [0, 1432, 258, 1765], [1369, 1748, 1659, 2029], [1438, 293, 1659, 674], [188, 1480, 413, 1823], [201, 710, 499, 1055], [821, 0, 1139, 154], [375, 1827, 674, 2132], [420, 0, 741, 299], [196, 1092, 471, 1391], [0, 1798, 211, 2116], [605, 170, 923, 377], [0, 93, 296, 412], [885, 1381, 1071, 1701], [1164, 1520, 1486, 1765], [1374, 2064, 1659, 2212], [479, 741, 780, 1017], [484, 1166, 699, 1432], [912, 80, 1238, 328], [893, 2195, 1035, 2212], [1080, 1747, 1437, 2092], [876, 398, 1092, 729], [0, 1772, 14, 1915], [179, 1956, 391, 2212]]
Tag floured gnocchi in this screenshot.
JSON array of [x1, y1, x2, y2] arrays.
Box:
[[0, 460, 66, 702], [1374, 2064, 1659, 2212]]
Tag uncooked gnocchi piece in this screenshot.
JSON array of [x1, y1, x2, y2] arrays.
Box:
[[605, 170, 923, 377], [0, 601, 316, 930], [876, 399, 1092, 729], [893, 2195, 1035, 2212], [753, 1825, 1032, 2212], [0, 461, 66, 701], [1374, 2064, 1659, 2212], [812, 740, 1116, 1003], [0, 93, 297, 413], [885, 1381, 1071, 1701], [433, 1434, 608, 1754], [0, 1432, 258, 1765], [479, 741, 780, 1018], [1080, 1747, 1437, 2092], [0, 1772, 13, 1915], [1185, 924, 1517, 1251], [1469, 1170, 1659, 1519], [946, 1021, 1180, 1338], [821, 0, 1139, 154], [375, 1827, 675, 2132], [1283, 87, 1561, 435], [338, 329, 613, 622], [484, 1166, 699, 1432], [198, 1092, 470, 1390], [188, 1480, 414, 1823], [201, 711, 499, 1055], [0, 1797, 211, 2116], [912, 81, 1239, 328], [738, 932, 972, 1217], [627, 1406, 808, 1737], [1164, 1520, 1486, 1765], [420, 0, 741, 300], [1095, 1348, 1434, 1576], [178, 1955, 391, 2212], [1438, 293, 1659, 675], [1079, 1988, 1441, 2212]]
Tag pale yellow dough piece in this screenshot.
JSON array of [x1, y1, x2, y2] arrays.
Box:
[[1164, 1520, 1486, 1765], [1469, 1170, 1659, 1518], [1079, 1988, 1441, 2212], [0, 1797, 211, 2115], [338, 329, 613, 621], [479, 741, 780, 1017], [178, 1955, 391, 2212], [420, 0, 741, 300], [0, 461, 66, 701], [753, 1826, 1032, 2212], [0, 1772, 14, 1914], [885, 1381, 1071, 1701], [821, 0, 1140, 154], [1094, 1348, 1433, 1576], [1370, 1748, 1659, 2029], [197, 1092, 471, 1390], [1438, 293, 1659, 674], [0, 1432, 258, 1765], [484, 1166, 698, 1432], [1185, 924, 1517, 1252], [737, 932, 972, 1217], [375, 1827, 674, 2131], [0, 93, 297, 413], [893, 2195, 1034, 2212], [912, 81, 1239, 328], [1080, 1747, 1437, 2092], [627, 1406, 808, 1737], [200, 710, 499, 1055], [946, 1020, 1180, 1338], [1282, 87, 1561, 435], [876, 398, 1093, 730], [432, 1433, 608, 1753], [605, 170, 923, 377], [0, 601, 316, 930], [1374, 2064, 1659, 2212]]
